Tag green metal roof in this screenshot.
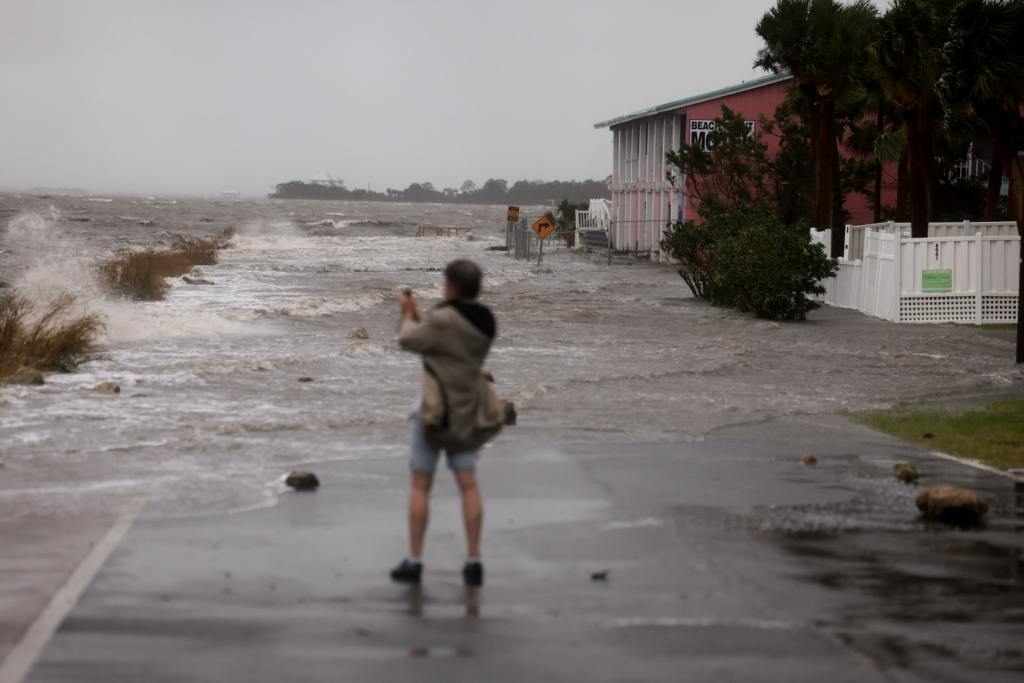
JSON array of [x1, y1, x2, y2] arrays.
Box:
[[593, 73, 793, 129]]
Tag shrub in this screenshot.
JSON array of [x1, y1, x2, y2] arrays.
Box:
[[173, 228, 235, 265], [658, 214, 720, 301], [0, 291, 103, 379], [99, 249, 182, 300], [99, 229, 234, 301], [661, 202, 837, 321]]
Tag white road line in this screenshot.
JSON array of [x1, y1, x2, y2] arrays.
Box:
[[0, 499, 144, 683], [926, 449, 1023, 481]]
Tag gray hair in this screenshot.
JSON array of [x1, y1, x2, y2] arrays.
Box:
[[444, 259, 482, 299]]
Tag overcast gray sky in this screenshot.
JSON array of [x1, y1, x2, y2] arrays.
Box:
[[0, 0, 876, 196]]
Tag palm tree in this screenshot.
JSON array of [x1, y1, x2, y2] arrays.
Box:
[[940, 0, 1024, 362], [755, 0, 878, 256], [870, 0, 958, 238]]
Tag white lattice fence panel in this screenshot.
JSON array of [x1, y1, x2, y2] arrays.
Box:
[[899, 295, 977, 323], [981, 296, 1019, 323]]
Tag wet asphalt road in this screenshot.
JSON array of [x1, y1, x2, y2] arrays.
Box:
[[23, 415, 1024, 683]]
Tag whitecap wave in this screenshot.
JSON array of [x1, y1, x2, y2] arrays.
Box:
[[305, 219, 348, 229], [3, 209, 104, 305], [98, 300, 265, 343], [249, 292, 386, 318], [339, 341, 390, 357]]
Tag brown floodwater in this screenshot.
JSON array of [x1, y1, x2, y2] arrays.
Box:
[[1, 193, 1021, 518]]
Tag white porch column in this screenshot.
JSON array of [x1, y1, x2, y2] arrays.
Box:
[[892, 230, 902, 322], [974, 229, 984, 324]]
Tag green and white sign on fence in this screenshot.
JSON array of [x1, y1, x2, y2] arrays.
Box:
[[921, 269, 953, 293]]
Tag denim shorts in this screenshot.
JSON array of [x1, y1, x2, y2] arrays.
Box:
[[409, 406, 478, 473]]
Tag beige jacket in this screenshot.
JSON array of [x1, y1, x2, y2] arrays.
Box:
[[398, 302, 504, 452]]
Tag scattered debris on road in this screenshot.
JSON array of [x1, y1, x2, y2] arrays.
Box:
[[285, 470, 320, 491], [94, 382, 121, 394], [916, 485, 988, 524], [894, 461, 919, 484]]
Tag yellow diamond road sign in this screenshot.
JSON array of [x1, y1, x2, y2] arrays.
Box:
[[532, 215, 556, 240]]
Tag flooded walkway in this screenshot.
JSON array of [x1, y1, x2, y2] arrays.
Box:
[[20, 415, 1024, 682], [2, 195, 1022, 680]]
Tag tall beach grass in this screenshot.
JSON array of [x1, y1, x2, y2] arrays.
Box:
[[99, 228, 234, 301], [0, 291, 103, 381]]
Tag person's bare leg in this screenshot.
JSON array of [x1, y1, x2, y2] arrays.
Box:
[[408, 471, 433, 559], [453, 468, 483, 558]]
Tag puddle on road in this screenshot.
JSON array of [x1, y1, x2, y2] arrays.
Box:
[[767, 485, 1024, 675], [407, 644, 475, 658], [604, 616, 803, 631]]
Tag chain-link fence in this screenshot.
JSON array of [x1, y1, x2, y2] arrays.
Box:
[[505, 216, 581, 265], [506, 211, 636, 265]]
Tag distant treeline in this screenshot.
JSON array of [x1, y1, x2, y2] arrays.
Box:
[[269, 177, 611, 204]]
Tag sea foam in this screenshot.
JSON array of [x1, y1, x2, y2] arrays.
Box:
[[2, 210, 259, 344]]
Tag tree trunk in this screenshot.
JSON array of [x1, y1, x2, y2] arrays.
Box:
[[812, 97, 838, 254], [905, 110, 930, 239], [896, 150, 910, 221], [1005, 151, 1024, 364], [1004, 151, 1024, 234], [832, 133, 843, 224], [920, 108, 938, 223], [1019, 233, 1024, 364], [1016, 155, 1024, 363], [873, 105, 884, 223], [801, 86, 822, 226], [983, 153, 1003, 221], [981, 108, 1024, 363], [1015, 250, 1024, 366], [831, 132, 844, 257]]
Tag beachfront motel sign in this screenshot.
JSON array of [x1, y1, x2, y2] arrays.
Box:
[[689, 119, 756, 152]]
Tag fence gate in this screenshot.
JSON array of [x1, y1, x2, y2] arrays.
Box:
[[507, 216, 536, 261]]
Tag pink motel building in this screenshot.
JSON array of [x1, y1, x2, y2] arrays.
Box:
[[593, 73, 898, 257]]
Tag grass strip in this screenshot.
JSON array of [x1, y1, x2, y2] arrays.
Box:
[[855, 400, 1024, 471]]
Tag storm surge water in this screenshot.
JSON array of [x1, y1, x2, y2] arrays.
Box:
[[1, 194, 1021, 520], [0, 197, 546, 518]]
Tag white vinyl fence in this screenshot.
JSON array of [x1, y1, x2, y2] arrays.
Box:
[[816, 221, 1020, 324], [574, 199, 611, 250]]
